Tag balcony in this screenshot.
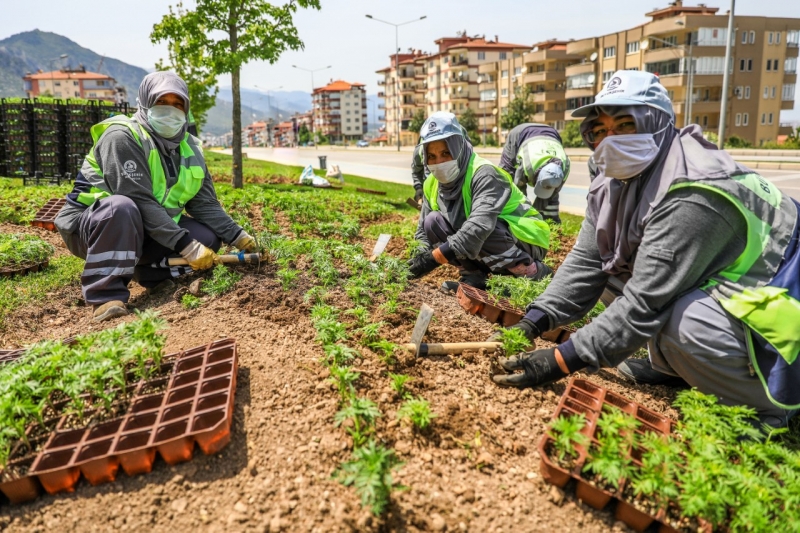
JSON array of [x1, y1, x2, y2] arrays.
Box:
[[377, 79, 386, 86], [673, 99, 722, 115], [565, 61, 595, 77], [398, 69, 415, 79], [657, 73, 722, 88], [450, 73, 469, 84], [531, 90, 564, 102], [565, 87, 595, 100], [450, 56, 469, 67], [378, 104, 386, 109], [524, 70, 566, 84], [782, 100, 796, 110], [566, 37, 598, 56], [524, 48, 572, 64], [532, 110, 563, 123], [377, 91, 385, 98]]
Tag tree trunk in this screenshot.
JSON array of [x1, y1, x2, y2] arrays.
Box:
[[229, 8, 243, 189]]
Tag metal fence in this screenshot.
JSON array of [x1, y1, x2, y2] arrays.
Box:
[[0, 99, 131, 185]]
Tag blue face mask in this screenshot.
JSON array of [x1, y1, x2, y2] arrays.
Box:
[[146, 105, 186, 139]]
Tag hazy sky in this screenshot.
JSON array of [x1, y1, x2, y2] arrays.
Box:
[[2, 0, 799, 104]]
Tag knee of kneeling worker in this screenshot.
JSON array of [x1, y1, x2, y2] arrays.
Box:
[[423, 211, 452, 242]]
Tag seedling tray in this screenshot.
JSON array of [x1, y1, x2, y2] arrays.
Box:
[[0, 338, 238, 504], [31, 198, 66, 231], [0, 260, 50, 278], [539, 377, 681, 532], [355, 187, 387, 196], [456, 283, 573, 342]]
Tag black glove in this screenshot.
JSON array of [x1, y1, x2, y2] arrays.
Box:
[[487, 317, 541, 342], [407, 250, 440, 278], [492, 347, 567, 389], [414, 188, 424, 203]]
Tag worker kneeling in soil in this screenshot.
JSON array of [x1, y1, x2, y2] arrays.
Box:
[[492, 70, 800, 427], [499, 123, 571, 223], [55, 71, 257, 322], [407, 111, 553, 292]]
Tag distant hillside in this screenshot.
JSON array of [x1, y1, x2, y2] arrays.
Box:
[[0, 30, 149, 103]]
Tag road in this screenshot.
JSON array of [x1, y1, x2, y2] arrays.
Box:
[[227, 147, 800, 216]]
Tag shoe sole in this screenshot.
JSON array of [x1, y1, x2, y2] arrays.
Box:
[[93, 306, 129, 323]]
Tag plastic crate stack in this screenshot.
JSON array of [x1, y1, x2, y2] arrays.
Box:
[[64, 102, 96, 178], [29, 100, 64, 185], [0, 99, 34, 179]]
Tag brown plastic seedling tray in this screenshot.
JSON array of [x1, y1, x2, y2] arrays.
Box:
[[356, 187, 387, 196], [456, 283, 573, 341], [0, 338, 238, 504], [31, 198, 66, 232], [539, 377, 680, 532], [0, 260, 50, 278]]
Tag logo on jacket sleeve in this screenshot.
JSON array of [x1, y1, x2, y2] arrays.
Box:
[[123, 160, 137, 173]]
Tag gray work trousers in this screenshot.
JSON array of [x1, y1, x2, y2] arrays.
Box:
[[423, 210, 545, 274], [62, 196, 220, 305], [604, 280, 795, 426]]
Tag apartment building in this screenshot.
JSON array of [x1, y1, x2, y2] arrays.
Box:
[[559, 1, 798, 145], [312, 80, 367, 143], [376, 35, 530, 146], [23, 67, 126, 103]]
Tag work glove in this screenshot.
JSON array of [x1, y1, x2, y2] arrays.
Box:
[[492, 346, 567, 389], [407, 249, 440, 279], [487, 317, 541, 343], [232, 231, 258, 252], [179, 240, 219, 271], [413, 188, 424, 203]]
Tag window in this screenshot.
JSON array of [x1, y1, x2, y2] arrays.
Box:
[[771, 86, 776, 98], [73, 81, 78, 86], [566, 72, 596, 89], [697, 28, 728, 46], [626, 41, 639, 54], [768, 113, 773, 125], [743, 113, 749, 126], [514, 67, 522, 76], [786, 57, 798, 73], [749, 31, 756, 44], [703, 116, 708, 127], [735, 113, 742, 126], [761, 113, 766, 125], [735, 85, 743, 99], [740, 59, 746, 71], [501, 70, 508, 79], [604, 46, 616, 58], [603, 70, 614, 83], [501, 88, 508, 97], [741, 31, 748, 44], [748, 59, 753, 71], [745, 86, 751, 99], [777, 32, 782, 44], [774, 59, 781, 71], [783, 84, 796, 101], [478, 52, 485, 60], [74, 91, 79, 97], [766, 60, 772, 71], [764, 86, 770, 98], [768, 32, 774, 44], [789, 30, 800, 46], [54, 81, 61, 86], [499, 52, 507, 60]]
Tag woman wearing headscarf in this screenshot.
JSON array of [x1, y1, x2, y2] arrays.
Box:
[[407, 111, 553, 292], [492, 70, 800, 427], [55, 71, 256, 322]]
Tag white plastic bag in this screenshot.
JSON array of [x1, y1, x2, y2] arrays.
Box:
[[326, 164, 344, 184], [299, 164, 315, 184]]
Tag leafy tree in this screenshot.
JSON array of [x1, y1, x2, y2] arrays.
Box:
[[459, 107, 481, 145], [499, 85, 536, 131], [155, 36, 218, 133], [725, 134, 753, 149], [298, 124, 310, 145], [560, 120, 584, 148], [407, 109, 426, 134], [151, 0, 321, 189]]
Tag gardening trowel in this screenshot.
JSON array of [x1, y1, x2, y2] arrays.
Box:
[[406, 197, 422, 211], [369, 234, 391, 262], [403, 304, 501, 356], [168, 252, 264, 267]]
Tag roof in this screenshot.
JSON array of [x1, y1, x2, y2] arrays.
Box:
[[645, 1, 718, 20], [313, 80, 365, 93], [531, 39, 570, 51], [445, 37, 530, 51], [24, 69, 116, 81]]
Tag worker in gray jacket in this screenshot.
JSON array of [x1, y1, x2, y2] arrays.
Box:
[[55, 72, 256, 322], [492, 71, 800, 427], [499, 123, 570, 223], [407, 112, 553, 292]]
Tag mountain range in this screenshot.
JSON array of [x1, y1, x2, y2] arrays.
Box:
[[0, 30, 381, 135]]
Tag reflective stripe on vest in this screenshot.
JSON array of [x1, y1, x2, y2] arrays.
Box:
[[423, 153, 551, 249], [78, 116, 206, 223], [518, 136, 571, 182], [669, 171, 800, 409]]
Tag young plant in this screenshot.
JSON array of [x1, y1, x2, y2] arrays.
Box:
[[582, 407, 639, 491], [323, 344, 360, 367], [486, 275, 552, 310], [546, 413, 589, 466], [369, 340, 399, 366], [629, 432, 682, 510], [495, 327, 532, 355], [201, 264, 242, 297], [388, 373, 412, 399], [345, 306, 370, 327], [181, 293, 202, 309], [357, 322, 387, 346], [277, 267, 299, 291], [328, 366, 360, 401], [0, 233, 55, 269], [397, 397, 436, 430], [336, 439, 404, 516], [335, 397, 382, 447]]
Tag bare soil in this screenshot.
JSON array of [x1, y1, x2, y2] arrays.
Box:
[[0, 222, 683, 533]]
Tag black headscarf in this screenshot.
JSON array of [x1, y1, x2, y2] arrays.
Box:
[[133, 71, 190, 153]]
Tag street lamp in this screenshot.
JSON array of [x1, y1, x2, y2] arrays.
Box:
[[365, 13, 427, 152], [641, 26, 696, 127], [478, 75, 487, 147], [718, 0, 736, 148], [293, 64, 331, 149], [48, 54, 68, 98]]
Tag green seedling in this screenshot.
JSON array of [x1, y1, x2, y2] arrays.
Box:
[[277, 267, 300, 291], [201, 264, 242, 297], [630, 431, 682, 509], [495, 327, 532, 355], [335, 397, 382, 447], [582, 407, 639, 491], [304, 286, 328, 305], [323, 344, 360, 367], [345, 306, 370, 327], [328, 366, 360, 401], [357, 322, 387, 345], [315, 319, 349, 345], [336, 439, 404, 516], [486, 275, 552, 310], [388, 373, 412, 399], [397, 397, 436, 430], [547, 413, 589, 465], [181, 293, 202, 310], [369, 340, 399, 366], [0, 233, 55, 269]]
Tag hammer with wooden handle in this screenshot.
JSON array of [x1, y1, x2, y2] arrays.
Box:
[[167, 252, 264, 267], [406, 303, 501, 356]]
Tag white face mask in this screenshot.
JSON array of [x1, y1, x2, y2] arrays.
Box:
[[429, 160, 460, 184], [147, 105, 187, 139], [593, 125, 671, 181]]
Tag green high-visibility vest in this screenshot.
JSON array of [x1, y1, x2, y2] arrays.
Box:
[[423, 153, 550, 249], [78, 116, 206, 223], [518, 136, 571, 182]]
